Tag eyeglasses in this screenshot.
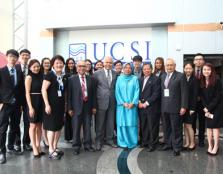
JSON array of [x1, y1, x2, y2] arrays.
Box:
[[78, 65, 86, 68]]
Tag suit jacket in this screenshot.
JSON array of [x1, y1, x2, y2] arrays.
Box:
[[185, 75, 199, 111], [93, 69, 117, 110], [161, 71, 188, 114], [200, 78, 223, 113], [15, 64, 26, 105], [139, 74, 161, 113], [67, 74, 96, 116], [0, 66, 23, 104]]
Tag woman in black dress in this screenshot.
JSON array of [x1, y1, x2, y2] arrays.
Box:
[[153, 57, 165, 145], [25, 59, 44, 158], [200, 63, 223, 155], [40, 57, 51, 147], [42, 55, 66, 160], [64, 58, 76, 142], [182, 63, 198, 151]]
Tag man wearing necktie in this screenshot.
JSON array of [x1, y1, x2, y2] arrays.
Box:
[[138, 63, 161, 152], [0, 49, 23, 164], [13, 49, 32, 153], [68, 60, 96, 155], [93, 56, 118, 151], [193, 53, 206, 147], [159, 58, 188, 156]]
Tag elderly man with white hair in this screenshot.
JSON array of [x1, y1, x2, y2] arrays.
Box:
[[159, 58, 188, 156]]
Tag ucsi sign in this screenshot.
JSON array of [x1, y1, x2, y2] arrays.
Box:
[[69, 40, 151, 62]]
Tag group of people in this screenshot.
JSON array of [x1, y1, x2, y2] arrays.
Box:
[[0, 49, 223, 164]]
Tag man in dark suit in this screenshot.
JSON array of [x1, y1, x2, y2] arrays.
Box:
[[193, 53, 206, 147], [68, 60, 96, 155], [93, 56, 117, 151], [0, 49, 24, 164], [160, 58, 188, 156], [12, 49, 32, 152], [138, 63, 161, 152]]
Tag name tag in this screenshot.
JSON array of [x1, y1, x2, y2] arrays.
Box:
[[58, 90, 62, 97], [164, 89, 170, 97]]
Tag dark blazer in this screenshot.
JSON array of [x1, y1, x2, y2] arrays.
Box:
[[0, 66, 23, 104], [161, 71, 188, 114], [93, 69, 117, 110], [200, 78, 223, 113], [185, 75, 199, 111], [139, 74, 161, 113], [15, 64, 26, 105], [67, 74, 96, 116]]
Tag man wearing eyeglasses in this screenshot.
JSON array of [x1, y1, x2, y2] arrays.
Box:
[[193, 53, 206, 147], [67, 60, 96, 155]]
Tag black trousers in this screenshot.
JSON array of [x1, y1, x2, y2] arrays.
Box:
[[64, 112, 73, 141], [0, 103, 20, 153], [192, 101, 205, 143], [162, 112, 183, 152], [13, 103, 30, 147], [72, 102, 92, 150], [139, 110, 159, 147]]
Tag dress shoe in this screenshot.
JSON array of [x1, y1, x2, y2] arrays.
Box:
[[95, 144, 102, 151], [39, 151, 46, 156], [182, 146, 189, 151], [173, 151, 180, 156], [7, 148, 23, 155], [147, 146, 156, 152], [140, 144, 148, 148], [207, 148, 219, 156], [84, 147, 95, 152], [158, 145, 171, 151], [107, 142, 118, 148], [187, 146, 196, 151], [49, 151, 61, 160], [55, 148, 64, 156], [33, 154, 41, 159], [23, 144, 32, 151], [0, 153, 6, 164], [74, 149, 80, 155]]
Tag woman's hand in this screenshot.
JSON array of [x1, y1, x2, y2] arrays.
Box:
[[45, 105, 51, 115], [29, 107, 35, 117], [128, 103, 134, 109], [68, 110, 74, 117], [123, 103, 129, 108], [203, 107, 208, 113]]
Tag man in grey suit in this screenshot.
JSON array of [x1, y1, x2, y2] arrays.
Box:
[[160, 58, 188, 156], [93, 56, 117, 150]]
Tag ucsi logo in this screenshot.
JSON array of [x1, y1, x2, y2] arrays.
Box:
[[69, 41, 151, 62]]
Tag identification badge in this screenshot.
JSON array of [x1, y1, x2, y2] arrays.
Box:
[[164, 89, 170, 97], [58, 90, 62, 97]]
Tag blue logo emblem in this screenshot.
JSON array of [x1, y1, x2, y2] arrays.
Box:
[[69, 43, 87, 61]]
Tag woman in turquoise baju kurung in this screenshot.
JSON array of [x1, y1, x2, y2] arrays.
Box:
[[115, 63, 139, 148]]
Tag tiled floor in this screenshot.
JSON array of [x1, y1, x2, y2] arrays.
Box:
[[1, 139, 223, 174]]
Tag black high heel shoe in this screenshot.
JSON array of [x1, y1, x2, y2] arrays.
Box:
[[33, 154, 41, 159], [208, 148, 219, 156], [43, 140, 49, 148]]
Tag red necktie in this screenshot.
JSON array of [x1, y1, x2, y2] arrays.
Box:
[[81, 75, 87, 101]]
